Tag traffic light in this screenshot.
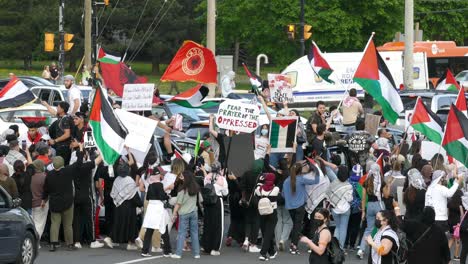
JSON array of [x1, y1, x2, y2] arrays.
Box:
[[104, 0, 109, 5], [64, 33, 74, 51], [44, 33, 54, 52], [287, 24, 295, 40], [304, 24, 312, 40]]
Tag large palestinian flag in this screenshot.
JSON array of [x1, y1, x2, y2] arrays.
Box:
[[242, 63, 262, 94], [98, 48, 147, 97], [0, 78, 36, 109], [269, 117, 297, 153], [442, 104, 468, 168], [307, 41, 334, 84], [353, 38, 403, 124], [168, 84, 218, 109], [436, 69, 460, 91], [410, 97, 444, 144], [89, 85, 128, 165]]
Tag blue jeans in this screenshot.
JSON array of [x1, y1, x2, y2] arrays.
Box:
[[296, 144, 304, 161], [176, 211, 200, 257], [359, 201, 383, 251], [325, 165, 338, 182], [275, 206, 293, 244], [331, 208, 350, 249]]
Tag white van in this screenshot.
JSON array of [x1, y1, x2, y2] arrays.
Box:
[[282, 51, 429, 104]]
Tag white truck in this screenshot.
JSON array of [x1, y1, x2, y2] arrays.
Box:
[[281, 51, 429, 104]]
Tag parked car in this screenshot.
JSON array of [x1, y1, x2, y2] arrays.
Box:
[[0, 76, 53, 90], [0, 186, 39, 264], [0, 105, 55, 140], [30, 85, 92, 107], [456, 70, 468, 90]]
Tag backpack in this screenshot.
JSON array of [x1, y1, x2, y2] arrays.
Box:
[[201, 178, 218, 206], [257, 189, 274, 216], [386, 228, 409, 264], [327, 236, 345, 264]]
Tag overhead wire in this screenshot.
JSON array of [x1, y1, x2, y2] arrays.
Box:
[[97, 0, 121, 41], [127, 0, 176, 63], [123, 0, 152, 61]]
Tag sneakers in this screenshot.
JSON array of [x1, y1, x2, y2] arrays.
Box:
[[163, 253, 172, 258], [90, 241, 104, 249], [127, 243, 138, 251], [357, 249, 364, 259], [103, 237, 113, 249], [194, 255, 201, 259], [49, 244, 57, 252], [278, 241, 284, 251], [67, 244, 78, 251], [249, 245, 261, 253], [141, 253, 152, 257], [226, 236, 233, 247], [269, 251, 278, 259], [259, 255, 269, 261], [74, 242, 82, 249], [454, 256, 460, 262], [152, 247, 163, 253], [171, 255, 182, 259], [290, 244, 299, 255], [210, 250, 221, 256], [242, 240, 249, 251], [135, 237, 143, 249]]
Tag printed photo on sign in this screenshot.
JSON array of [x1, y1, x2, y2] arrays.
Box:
[[84, 131, 96, 148], [216, 100, 259, 133], [122, 83, 154, 111], [268, 74, 293, 103], [269, 116, 298, 153]]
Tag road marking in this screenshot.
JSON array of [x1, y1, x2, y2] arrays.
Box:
[[114, 255, 164, 264]]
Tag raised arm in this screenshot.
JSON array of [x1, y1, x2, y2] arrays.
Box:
[[41, 101, 57, 116], [258, 95, 272, 123]]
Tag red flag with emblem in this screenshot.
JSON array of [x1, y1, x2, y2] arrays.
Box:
[[161, 41, 217, 84]]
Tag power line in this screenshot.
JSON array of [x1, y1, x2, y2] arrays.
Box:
[[123, 0, 151, 61], [128, 0, 176, 63], [416, 8, 468, 15], [97, 0, 121, 41]]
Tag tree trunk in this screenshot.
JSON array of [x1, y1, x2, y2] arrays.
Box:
[[233, 40, 240, 71], [152, 56, 160, 75]]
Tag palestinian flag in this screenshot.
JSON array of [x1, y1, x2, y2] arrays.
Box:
[[269, 117, 297, 153], [89, 85, 128, 165], [307, 41, 334, 84], [353, 37, 403, 124], [455, 84, 467, 116], [410, 97, 444, 144], [436, 69, 460, 91], [357, 153, 383, 200], [442, 104, 468, 167], [242, 63, 262, 94], [0, 78, 36, 109], [98, 48, 148, 97], [20, 117, 51, 128], [168, 84, 218, 109]]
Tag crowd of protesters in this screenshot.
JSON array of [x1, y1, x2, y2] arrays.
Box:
[[1, 77, 466, 264]]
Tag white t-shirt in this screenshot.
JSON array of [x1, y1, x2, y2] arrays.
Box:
[[254, 136, 269, 160], [68, 85, 82, 114]]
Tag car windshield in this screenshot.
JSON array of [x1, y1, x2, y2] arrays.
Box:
[[401, 96, 431, 111], [167, 103, 202, 121], [62, 89, 91, 102], [456, 71, 468, 81]]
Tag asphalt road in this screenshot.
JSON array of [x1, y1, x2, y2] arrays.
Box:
[[35, 237, 366, 264]]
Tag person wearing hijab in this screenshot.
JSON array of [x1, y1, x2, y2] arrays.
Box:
[[403, 169, 427, 220], [283, 160, 320, 255], [326, 165, 353, 249], [425, 170, 462, 234], [357, 163, 385, 259], [201, 161, 229, 256], [31, 159, 47, 240], [366, 210, 400, 264], [345, 164, 364, 250], [254, 173, 280, 261], [104, 160, 143, 250], [240, 159, 265, 252], [221, 71, 237, 98]]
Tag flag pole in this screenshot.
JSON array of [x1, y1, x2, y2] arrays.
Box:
[[392, 97, 419, 170]]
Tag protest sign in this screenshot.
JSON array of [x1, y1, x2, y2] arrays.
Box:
[[216, 100, 259, 133], [421, 141, 447, 162], [84, 131, 96, 148], [115, 109, 158, 152], [224, 133, 254, 178], [268, 74, 293, 103], [122, 83, 154, 111], [269, 117, 298, 153], [365, 114, 381, 136]]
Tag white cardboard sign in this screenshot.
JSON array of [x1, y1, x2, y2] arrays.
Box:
[[268, 74, 294, 103], [83, 131, 96, 148], [115, 109, 158, 152], [216, 100, 260, 133], [122, 83, 154, 111]]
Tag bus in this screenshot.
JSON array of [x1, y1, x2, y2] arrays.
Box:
[[378, 41, 468, 88]]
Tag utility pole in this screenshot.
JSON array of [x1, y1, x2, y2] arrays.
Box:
[[403, 0, 414, 90], [84, 0, 92, 69], [93, 0, 98, 64], [58, 0, 65, 84], [207, 0, 216, 97], [299, 0, 305, 56]]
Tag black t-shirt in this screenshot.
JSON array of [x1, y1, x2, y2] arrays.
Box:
[[215, 133, 227, 166], [72, 125, 87, 142], [50, 67, 59, 78], [54, 115, 73, 146], [146, 182, 169, 201], [346, 130, 375, 166], [73, 151, 96, 202], [311, 137, 325, 159], [306, 111, 323, 142], [97, 165, 114, 201]]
